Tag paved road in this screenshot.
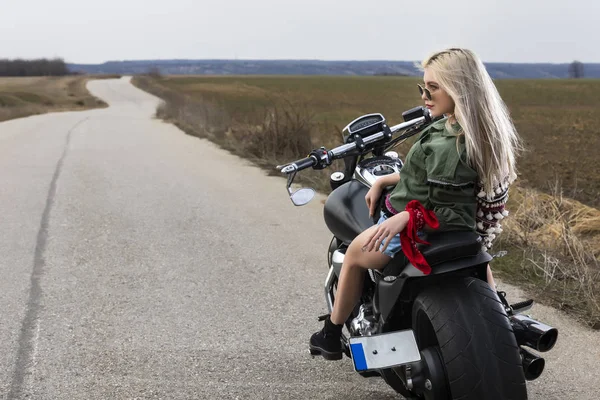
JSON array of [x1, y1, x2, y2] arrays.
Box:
[[0, 77, 598, 399]]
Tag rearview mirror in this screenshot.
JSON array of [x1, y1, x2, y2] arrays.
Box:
[[290, 188, 315, 206]]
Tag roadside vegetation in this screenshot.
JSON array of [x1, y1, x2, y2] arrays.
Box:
[[0, 58, 119, 122], [133, 74, 600, 328], [0, 76, 116, 122]]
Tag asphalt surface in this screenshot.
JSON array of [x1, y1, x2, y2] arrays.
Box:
[[0, 77, 598, 399]]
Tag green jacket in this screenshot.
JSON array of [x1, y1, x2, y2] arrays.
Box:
[[388, 117, 478, 232]]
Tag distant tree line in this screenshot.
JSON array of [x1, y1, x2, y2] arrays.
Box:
[[569, 61, 584, 78], [0, 58, 71, 77], [373, 72, 411, 76]]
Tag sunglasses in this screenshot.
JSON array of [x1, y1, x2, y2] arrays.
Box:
[[417, 84, 432, 101]]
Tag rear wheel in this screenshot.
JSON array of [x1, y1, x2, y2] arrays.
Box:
[[411, 277, 527, 399]]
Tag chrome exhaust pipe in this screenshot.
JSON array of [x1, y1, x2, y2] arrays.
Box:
[[510, 314, 558, 352], [520, 347, 545, 381]]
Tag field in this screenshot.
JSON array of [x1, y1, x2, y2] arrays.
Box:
[[0, 76, 114, 122], [133, 75, 600, 328], [136, 75, 600, 207]]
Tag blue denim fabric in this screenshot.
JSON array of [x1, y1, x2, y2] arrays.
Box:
[[376, 211, 403, 258]]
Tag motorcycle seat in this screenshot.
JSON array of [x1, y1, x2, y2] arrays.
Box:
[[382, 230, 482, 277]]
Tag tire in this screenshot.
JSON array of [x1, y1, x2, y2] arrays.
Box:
[[412, 277, 527, 400]]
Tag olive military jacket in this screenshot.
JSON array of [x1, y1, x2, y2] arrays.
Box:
[[388, 117, 478, 232]]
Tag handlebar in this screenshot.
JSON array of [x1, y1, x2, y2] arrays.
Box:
[[280, 155, 318, 174], [277, 112, 431, 175]]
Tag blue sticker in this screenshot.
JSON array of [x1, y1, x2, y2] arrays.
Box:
[[350, 343, 368, 371]]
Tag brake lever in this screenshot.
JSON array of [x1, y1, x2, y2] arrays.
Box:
[[280, 164, 297, 174], [276, 162, 291, 170], [285, 170, 297, 195]]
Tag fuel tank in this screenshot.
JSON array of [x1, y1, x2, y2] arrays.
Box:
[[323, 180, 374, 244]]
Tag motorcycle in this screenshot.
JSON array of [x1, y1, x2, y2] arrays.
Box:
[[276, 107, 558, 399]]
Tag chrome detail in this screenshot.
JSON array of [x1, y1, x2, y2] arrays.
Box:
[[368, 269, 382, 283], [280, 164, 297, 174], [390, 116, 427, 132], [279, 112, 428, 179], [425, 379, 432, 391], [281, 168, 315, 206], [385, 151, 399, 159], [405, 366, 414, 390], [331, 249, 345, 278], [354, 160, 402, 188], [290, 188, 315, 206], [330, 171, 345, 182], [349, 304, 380, 336], [330, 116, 427, 159], [325, 267, 336, 313], [354, 168, 372, 188]]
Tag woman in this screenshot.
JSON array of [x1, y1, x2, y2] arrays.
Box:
[[310, 48, 521, 360]]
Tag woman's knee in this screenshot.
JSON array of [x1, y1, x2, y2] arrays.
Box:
[[344, 242, 363, 270], [346, 227, 372, 260], [346, 228, 391, 271]]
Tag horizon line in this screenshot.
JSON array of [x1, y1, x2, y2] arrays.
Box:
[[66, 58, 598, 66]]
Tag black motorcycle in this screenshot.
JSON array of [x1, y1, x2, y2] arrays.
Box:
[[277, 107, 558, 399]]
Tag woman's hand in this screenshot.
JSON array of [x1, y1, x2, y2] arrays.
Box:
[[363, 211, 410, 253], [365, 174, 401, 218], [365, 184, 383, 218]]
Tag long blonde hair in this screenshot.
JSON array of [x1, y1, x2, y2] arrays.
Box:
[[422, 48, 522, 196]]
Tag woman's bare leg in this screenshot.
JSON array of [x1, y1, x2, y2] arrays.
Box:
[[487, 264, 497, 290], [330, 225, 392, 325]]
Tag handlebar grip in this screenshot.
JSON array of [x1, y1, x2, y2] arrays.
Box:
[[294, 156, 317, 171]]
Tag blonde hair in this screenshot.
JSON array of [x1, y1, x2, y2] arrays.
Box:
[[422, 48, 522, 196]]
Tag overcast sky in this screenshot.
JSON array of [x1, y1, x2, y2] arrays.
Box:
[[1, 0, 598, 64]]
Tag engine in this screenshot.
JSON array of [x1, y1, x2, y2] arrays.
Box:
[[349, 303, 380, 336]]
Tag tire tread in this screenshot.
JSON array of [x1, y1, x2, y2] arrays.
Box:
[[413, 277, 528, 400]]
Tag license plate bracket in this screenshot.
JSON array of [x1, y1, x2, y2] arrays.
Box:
[[348, 330, 421, 372]]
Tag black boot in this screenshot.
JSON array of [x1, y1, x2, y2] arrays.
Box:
[[309, 316, 343, 360]]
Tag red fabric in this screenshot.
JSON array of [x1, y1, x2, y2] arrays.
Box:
[[400, 200, 440, 275]]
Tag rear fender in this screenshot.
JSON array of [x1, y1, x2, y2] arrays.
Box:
[[374, 253, 492, 323]]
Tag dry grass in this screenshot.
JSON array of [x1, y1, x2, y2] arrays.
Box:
[[133, 75, 600, 327], [492, 184, 600, 327], [134, 75, 600, 208], [0, 75, 118, 122], [134, 76, 331, 187]]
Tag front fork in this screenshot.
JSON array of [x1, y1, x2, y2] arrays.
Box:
[[324, 266, 336, 314], [325, 236, 345, 313]]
